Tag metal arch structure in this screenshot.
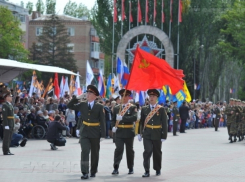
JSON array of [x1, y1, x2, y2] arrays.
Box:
[[116, 25, 174, 67]]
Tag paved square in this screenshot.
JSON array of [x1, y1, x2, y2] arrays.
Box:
[[1, 127, 245, 182]]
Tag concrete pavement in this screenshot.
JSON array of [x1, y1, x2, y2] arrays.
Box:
[[1, 127, 245, 182]]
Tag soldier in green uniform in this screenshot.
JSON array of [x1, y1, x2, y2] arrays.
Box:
[[67, 85, 105, 180], [111, 89, 137, 175], [213, 103, 221, 131], [172, 101, 180, 136], [240, 102, 245, 141], [138, 89, 168, 177], [224, 98, 234, 141], [230, 99, 239, 142], [236, 100, 243, 141], [2, 90, 15, 155]]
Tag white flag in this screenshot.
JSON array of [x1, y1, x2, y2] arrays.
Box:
[[114, 74, 121, 94], [59, 76, 65, 97], [86, 60, 94, 87], [61, 77, 70, 97], [74, 72, 82, 96]]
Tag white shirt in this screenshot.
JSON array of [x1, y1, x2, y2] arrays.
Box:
[[88, 101, 95, 109], [150, 104, 157, 110]]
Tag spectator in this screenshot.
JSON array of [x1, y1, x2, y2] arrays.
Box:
[[46, 98, 58, 111], [58, 98, 67, 115], [46, 115, 67, 150], [36, 111, 48, 129], [65, 108, 76, 136], [10, 115, 27, 147], [48, 110, 55, 122]]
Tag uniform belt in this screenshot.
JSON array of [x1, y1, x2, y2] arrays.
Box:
[[83, 121, 100, 126], [146, 124, 162, 129], [117, 124, 134, 128], [7, 116, 14, 119], [176, 114, 180, 116]]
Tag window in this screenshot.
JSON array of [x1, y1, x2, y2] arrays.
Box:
[[94, 61, 99, 68], [91, 43, 100, 52], [67, 43, 74, 52], [90, 28, 97, 36], [19, 15, 25, 22], [36, 27, 43, 36], [67, 27, 75, 36]]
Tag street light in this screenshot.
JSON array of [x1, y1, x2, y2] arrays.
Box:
[[194, 45, 204, 100]]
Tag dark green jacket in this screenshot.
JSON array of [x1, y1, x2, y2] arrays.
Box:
[[112, 104, 137, 138], [2, 102, 14, 130], [67, 99, 105, 139], [172, 106, 180, 122], [139, 105, 168, 140]]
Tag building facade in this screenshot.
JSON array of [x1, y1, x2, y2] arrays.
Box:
[[28, 13, 104, 84]]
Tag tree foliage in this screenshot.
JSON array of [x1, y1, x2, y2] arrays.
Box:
[[36, 0, 45, 14], [0, 6, 28, 61], [29, 15, 77, 83], [46, 0, 56, 14], [26, 1, 34, 14], [63, 0, 91, 19]]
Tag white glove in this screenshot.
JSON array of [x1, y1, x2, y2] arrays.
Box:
[[112, 127, 117, 133], [76, 129, 80, 137], [175, 119, 178, 121], [116, 114, 123, 121], [137, 110, 141, 120], [161, 139, 165, 142], [137, 134, 142, 142], [5, 126, 9, 130]]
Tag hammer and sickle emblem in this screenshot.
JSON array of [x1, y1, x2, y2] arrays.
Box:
[[138, 59, 150, 69]]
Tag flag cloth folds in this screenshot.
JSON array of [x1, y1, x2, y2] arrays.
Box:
[[179, 0, 183, 22], [121, 62, 130, 87], [29, 71, 36, 97], [121, 0, 125, 21], [138, 0, 142, 22], [69, 74, 75, 96], [158, 89, 166, 105], [139, 91, 145, 106], [59, 76, 65, 97], [129, 0, 133, 22], [162, 0, 165, 22], [86, 60, 94, 87], [114, 0, 118, 22], [172, 90, 186, 107], [183, 81, 191, 102], [98, 70, 106, 97], [114, 74, 121, 94], [63, 77, 70, 96], [127, 47, 184, 94], [106, 74, 112, 98], [154, 0, 157, 22], [74, 72, 82, 96], [146, 0, 149, 23], [54, 73, 60, 99]]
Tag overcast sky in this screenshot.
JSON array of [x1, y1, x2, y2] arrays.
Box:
[[8, 0, 96, 13]]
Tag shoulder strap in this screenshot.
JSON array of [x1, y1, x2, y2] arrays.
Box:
[[119, 103, 132, 117], [144, 105, 162, 127]]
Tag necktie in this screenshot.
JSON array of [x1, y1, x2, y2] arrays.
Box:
[[151, 107, 154, 110], [88, 103, 91, 110]]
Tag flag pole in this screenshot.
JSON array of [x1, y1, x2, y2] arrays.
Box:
[[128, 0, 131, 71], [137, 0, 139, 42], [169, 0, 172, 39], [121, 0, 123, 38], [145, 0, 147, 25], [177, 0, 180, 69], [112, 12, 115, 74], [161, 0, 164, 59]]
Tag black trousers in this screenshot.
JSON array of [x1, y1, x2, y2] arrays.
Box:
[[173, 121, 178, 135], [80, 138, 100, 174], [180, 118, 187, 132], [215, 119, 219, 131], [2, 129, 13, 154], [143, 138, 162, 172], [114, 137, 134, 170]]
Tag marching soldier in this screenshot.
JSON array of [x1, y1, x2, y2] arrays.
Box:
[[67, 85, 105, 180], [2, 90, 15, 155], [111, 89, 137, 175], [213, 103, 221, 131], [138, 89, 168, 177], [236, 100, 243, 141], [230, 99, 238, 142], [240, 102, 245, 141], [172, 101, 180, 136], [224, 98, 234, 141]]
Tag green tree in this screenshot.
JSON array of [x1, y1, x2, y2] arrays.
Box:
[[46, 0, 56, 14], [63, 0, 91, 19], [30, 14, 77, 82], [0, 6, 28, 61], [26, 1, 33, 14], [36, 0, 45, 14]]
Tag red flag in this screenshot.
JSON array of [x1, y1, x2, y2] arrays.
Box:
[[170, 0, 173, 22], [130, 0, 133, 22], [179, 0, 183, 22], [126, 47, 184, 94], [146, 0, 149, 23], [122, 0, 125, 21], [138, 0, 142, 22], [162, 0, 165, 23], [54, 73, 60, 99], [114, 0, 118, 22], [154, 0, 157, 22]]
